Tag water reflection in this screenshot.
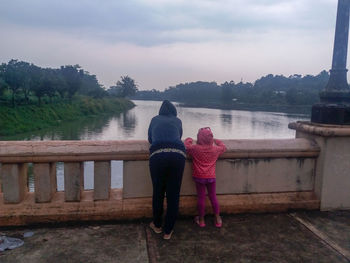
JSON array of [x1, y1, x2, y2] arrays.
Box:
[[118, 111, 137, 137], [0, 100, 310, 141], [0, 114, 113, 141], [220, 112, 232, 131]]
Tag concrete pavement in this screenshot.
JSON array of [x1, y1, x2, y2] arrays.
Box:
[[0, 211, 349, 263]]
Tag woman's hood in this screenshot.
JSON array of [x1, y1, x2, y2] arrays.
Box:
[[159, 100, 177, 117], [197, 127, 214, 145]]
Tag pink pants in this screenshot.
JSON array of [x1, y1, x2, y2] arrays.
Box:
[[195, 181, 220, 217]]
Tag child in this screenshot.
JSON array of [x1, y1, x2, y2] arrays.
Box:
[[185, 127, 226, 228]]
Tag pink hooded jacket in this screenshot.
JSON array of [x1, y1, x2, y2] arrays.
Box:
[[184, 127, 226, 179]]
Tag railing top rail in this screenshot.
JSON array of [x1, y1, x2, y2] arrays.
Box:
[[289, 121, 350, 137], [0, 138, 320, 163]]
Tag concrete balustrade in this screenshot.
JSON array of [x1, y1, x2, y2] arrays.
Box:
[[33, 163, 57, 203], [0, 138, 322, 226], [64, 162, 84, 202], [94, 161, 111, 201], [2, 163, 28, 204], [290, 121, 350, 210], [0, 164, 2, 193]]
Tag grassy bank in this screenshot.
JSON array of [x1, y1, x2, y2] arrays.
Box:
[[0, 97, 135, 136]]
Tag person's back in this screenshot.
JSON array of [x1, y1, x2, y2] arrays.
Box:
[[185, 127, 226, 179], [148, 101, 184, 153], [148, 100, 186, 240], [184, 127, 226, 228]]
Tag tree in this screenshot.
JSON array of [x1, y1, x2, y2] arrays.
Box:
[[286, 88, 298, 105], [31, 68, 46, 105], [220, 81, 234, 104], [113, 76, 138, 97], [79, 72, 107, 98], [0, 64, 7, 98], [60, 65, 82, 98], [3, 60, 28, 106]]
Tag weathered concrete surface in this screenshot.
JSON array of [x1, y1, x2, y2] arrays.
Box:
[[294, 210, 350, 258], [123, 158, 316, 198], [1, 163, 27, 204], [64, 162, 84, 202], [0, 224, 148, 263], [0, 211, 349, 263], [0, 138, 319, 163], [292, 122, 350, 210], [0, 191, 319, 226], [33, 163, 57, 203], [94, 161, 111, 200]]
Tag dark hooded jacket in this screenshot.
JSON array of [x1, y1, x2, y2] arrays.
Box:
[[148, 100, 185, 153]]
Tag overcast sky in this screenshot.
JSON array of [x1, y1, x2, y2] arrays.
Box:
[[0, 0, 341, 90]]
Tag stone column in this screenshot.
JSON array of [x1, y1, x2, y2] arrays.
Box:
[[312, 0, 350, 124], [289, 122, 350, 210]]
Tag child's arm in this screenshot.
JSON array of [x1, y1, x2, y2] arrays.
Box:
[[184, 137, 195, 155], [214, 138, 226, 155]]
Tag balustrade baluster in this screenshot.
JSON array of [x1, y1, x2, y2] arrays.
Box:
[[94, 161, 111, 200], [34, 163, 57, 203], [64, 162, 84, 202], [0, 164, 2, 193], [1, 163, 28, 204]]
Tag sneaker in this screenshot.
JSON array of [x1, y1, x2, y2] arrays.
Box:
[[149, 222, 162, 234], [163, 231, 173, 240]]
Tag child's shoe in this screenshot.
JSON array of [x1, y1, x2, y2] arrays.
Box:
[[194, 216, 206, 227], [215, 215, 222, 228]]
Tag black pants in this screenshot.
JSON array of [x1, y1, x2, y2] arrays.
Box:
[[149, 152, 185, 234]]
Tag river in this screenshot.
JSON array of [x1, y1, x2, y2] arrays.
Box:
[[1, 100, 309, 191]]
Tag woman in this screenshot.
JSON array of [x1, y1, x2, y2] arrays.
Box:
[[148, 100, 186, 240]]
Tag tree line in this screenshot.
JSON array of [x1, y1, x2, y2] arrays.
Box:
[[0, 60, 138, 106], [133, 71, 330, 106]]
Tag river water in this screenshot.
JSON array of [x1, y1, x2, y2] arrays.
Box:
[[1, 100, 309, 191]]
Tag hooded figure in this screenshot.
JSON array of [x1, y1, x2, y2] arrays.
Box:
[[185, 127, 226, 179], [148, 100, 185, 153], [184, 127, 226, 228], [148, 100, 186, 240], [197, 127, 214, 146]]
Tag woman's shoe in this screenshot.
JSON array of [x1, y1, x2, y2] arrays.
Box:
[[149, 222, 162, 234], [194, 216, 206, 227], [163, 231, 173, 240]]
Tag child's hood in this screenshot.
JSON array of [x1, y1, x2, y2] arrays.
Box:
[[197, 128, 214, 145]]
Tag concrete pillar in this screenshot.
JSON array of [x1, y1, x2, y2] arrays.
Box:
[[64, 162, 84, 202], [94, 161, 111, 200], [289, 122, 350, 210], [1, 163, 28, 204], [312, 0, 350, 124], [34, 163, 57, 203], [324, 0, 350, 93]]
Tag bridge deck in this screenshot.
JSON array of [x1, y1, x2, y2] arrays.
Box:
[[0, 210, 349, 262]]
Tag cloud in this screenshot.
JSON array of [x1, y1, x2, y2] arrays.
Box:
[[0, 0, 340, 90], [0, 0, 338, 45]]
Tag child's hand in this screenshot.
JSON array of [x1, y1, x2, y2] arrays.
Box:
[[185, 137, 193, 145]]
